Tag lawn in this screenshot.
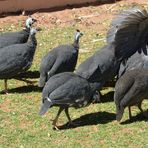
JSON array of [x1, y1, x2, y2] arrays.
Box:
[[0, 1, 148, 148]]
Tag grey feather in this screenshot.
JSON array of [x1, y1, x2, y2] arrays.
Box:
[[39, 30, 83, 87], [107, 8, 148, 61]]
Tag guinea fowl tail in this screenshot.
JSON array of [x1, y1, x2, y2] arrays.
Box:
[[107, 8, 148, 61]]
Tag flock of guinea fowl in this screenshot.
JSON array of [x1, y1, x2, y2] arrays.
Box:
[[0, 7, 148, 130]]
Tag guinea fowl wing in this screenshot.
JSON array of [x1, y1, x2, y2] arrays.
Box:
[[115, 73, 135, 97], [0, 44, 32, 78], [48, 76, 90, 106], [47, 45, 78, 76], [40, 51, 56, 72], [76, 44, 117, 82]]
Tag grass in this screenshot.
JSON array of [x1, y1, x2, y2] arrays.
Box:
[[0, 10, 148, 148]]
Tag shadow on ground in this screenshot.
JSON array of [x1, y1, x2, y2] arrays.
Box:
[[58, 111, 116, 130], [15, 70, 40, 79], [121, 111, 148, 125], [92, 89, 114, 104], [58, 110, 148, 130], [0, 85, 42, 94]]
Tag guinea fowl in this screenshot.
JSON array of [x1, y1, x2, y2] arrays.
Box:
[[39, 72, 100, 130], [76, 8, 148, 97], [0, 28, 40, 93], [0, 16, 37, 48], [114, 69, 148, 122], [38, 30, 83, 88]]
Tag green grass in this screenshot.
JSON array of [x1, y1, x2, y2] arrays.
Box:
[[0, 16, 148, 148]]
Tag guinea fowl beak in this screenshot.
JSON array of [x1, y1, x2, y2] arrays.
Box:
[[28, 15, 37, 23], [32, 18, 37, 23], [36, 27, 42, 32]]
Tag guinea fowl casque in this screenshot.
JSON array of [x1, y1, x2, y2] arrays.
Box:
[[0, 28, 41, 93], [76, 8, 148, 98], [38, 30, 83, 88], [0, 16, 37, 48], [39, 72, 100, 130], [114, 69, 148, 122]]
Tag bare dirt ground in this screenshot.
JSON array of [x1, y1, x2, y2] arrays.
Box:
[[0, 0, 147, 33]]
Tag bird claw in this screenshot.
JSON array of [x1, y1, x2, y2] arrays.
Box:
[[52, 125, 59, 130], [52, 119, 59, 130], [1, 90, 8, 94]]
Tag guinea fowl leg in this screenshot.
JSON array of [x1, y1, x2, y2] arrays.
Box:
[[138, 102, 148, 118], [138, 102, 143, 113], [3, 79, 8, 94], [52, 107, 64, 130], [128, 106, 132, 120], [65, 108, 77, 126]]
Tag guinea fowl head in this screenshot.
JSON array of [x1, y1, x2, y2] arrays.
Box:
[[30, 27, 41, 35], [39, 97, 52, 116], [25, 16, 37, 29], [27, 28, 41, 46], [73, 29, 83, 47]]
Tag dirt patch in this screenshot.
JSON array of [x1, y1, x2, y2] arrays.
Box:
[[0, 99, 12, 112], [0, 0, 147, 33]]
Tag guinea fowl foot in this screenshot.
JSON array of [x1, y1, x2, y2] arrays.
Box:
[[2, 79, 8, 94], [52, 119, 60, 130], [1, 89, 8, 94], [52, 125, 60, 130]]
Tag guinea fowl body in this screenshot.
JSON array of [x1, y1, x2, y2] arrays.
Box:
[[39, 72, 100, 129], [114, 69, 148, 121], [0, 36, 36, 78], [0, 28, 39, 92], [41, 44, 78, 76], [40, 72, 95, 111], [39, 30, 83, 87]]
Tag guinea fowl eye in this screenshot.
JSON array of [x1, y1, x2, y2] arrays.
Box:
[[42, 98, 47, 103]]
